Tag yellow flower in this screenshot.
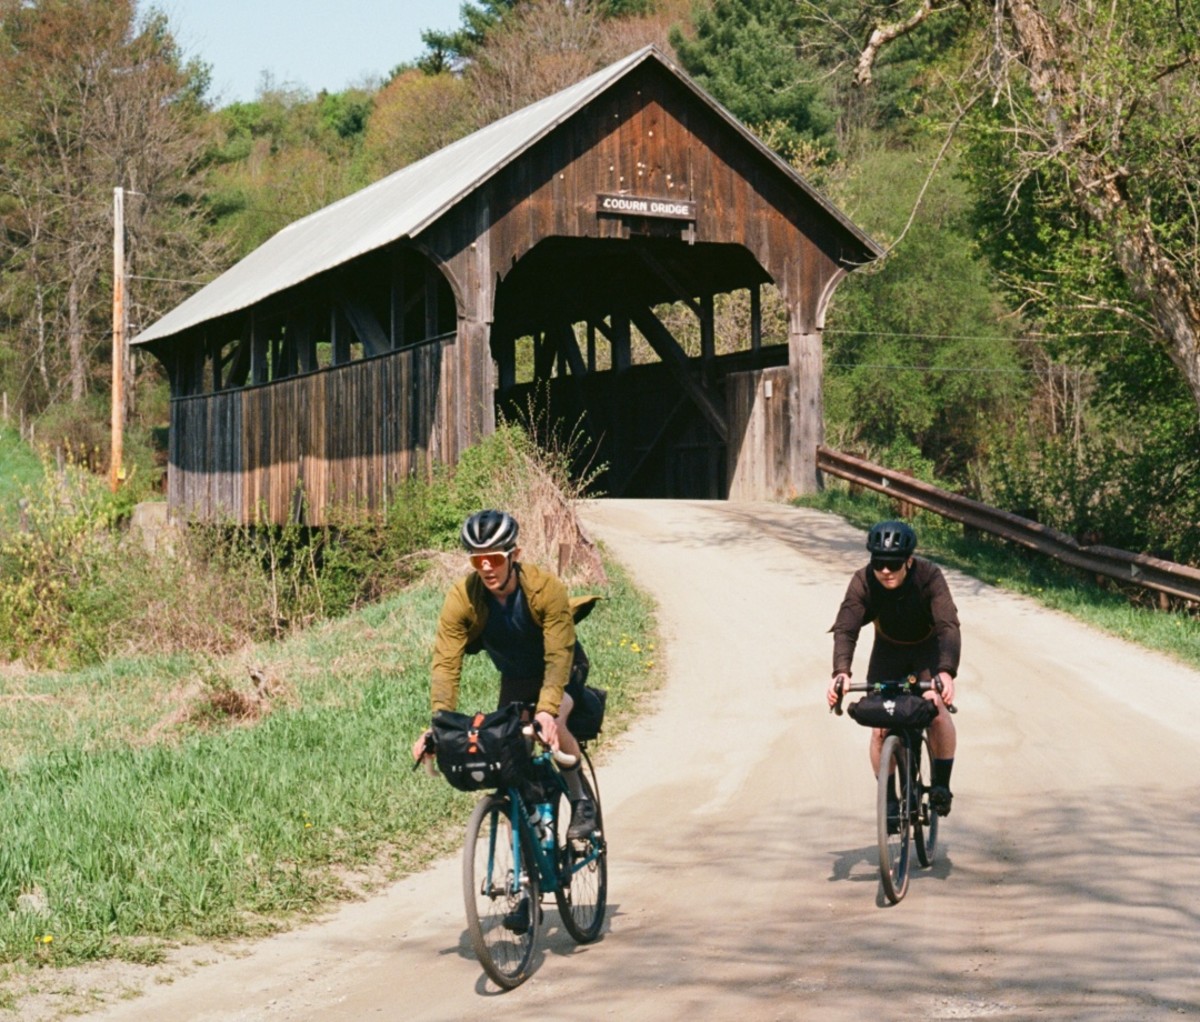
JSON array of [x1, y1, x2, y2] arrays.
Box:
[[630, 642, 641, 653], [40, 935, 53, 944]]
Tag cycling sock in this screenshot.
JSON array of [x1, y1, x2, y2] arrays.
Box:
[[933, 758, 954, 788], [562, 763, 586, 801]]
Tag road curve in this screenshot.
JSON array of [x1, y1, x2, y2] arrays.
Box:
[[83, 499, 1200, 1021]]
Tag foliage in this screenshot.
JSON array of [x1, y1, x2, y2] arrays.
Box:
[[0, 424, 598, 671], [671, 0, 835, 154], [0, 0, 217, 414], [361, 70, 474, 176], [823, 146, 1026, 481]]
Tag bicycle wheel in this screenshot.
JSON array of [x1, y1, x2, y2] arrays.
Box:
[[463, 793, 540, 989], [877, 734, 911, 903], [553, 751, 607, 943], [914, 730, 939, 868]]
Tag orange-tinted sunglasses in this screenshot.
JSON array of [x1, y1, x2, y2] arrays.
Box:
[[469, 550, 513, 572]]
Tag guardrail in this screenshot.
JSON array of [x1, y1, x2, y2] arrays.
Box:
[[817, 446, 1200, 604]]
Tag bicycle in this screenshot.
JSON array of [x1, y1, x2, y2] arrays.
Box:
[[831, 676, 956, 903], [452, 726, 607, 989]]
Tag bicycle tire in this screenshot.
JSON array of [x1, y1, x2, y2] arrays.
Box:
[[553, 750, 608, 943], [914, 731, 939, 868], [463, 793, 540, 989], [877, 734, 911, 903]]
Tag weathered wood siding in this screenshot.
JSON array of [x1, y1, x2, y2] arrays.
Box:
[[168, 338, 453, 523], [726, 367, 793, 500]]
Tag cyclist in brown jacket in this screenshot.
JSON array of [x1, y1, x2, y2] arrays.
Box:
[[412, 509, 597, 839], [825, 520, 959, 819]]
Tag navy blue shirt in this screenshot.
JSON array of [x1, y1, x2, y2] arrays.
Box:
[[481, 582, 545, 679]]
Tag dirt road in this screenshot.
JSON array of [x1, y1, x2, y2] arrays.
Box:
[[83, 499, 1200, 1021]]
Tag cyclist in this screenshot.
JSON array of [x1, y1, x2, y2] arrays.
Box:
[[825, 520, 959, 825], [412, 509, 598, 840]]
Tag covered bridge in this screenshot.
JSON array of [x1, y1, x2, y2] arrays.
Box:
[[132, 45, 881, 524]]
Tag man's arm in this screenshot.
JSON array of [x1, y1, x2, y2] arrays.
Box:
[[430, 582, 472, 713], [830, 570, 870, 676]]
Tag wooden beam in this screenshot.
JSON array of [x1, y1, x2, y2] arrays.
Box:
[[634, 248, 701, 317], [340, 298, 390, 357], [630, 306, 728, 442], [550, 322, 588, 378]]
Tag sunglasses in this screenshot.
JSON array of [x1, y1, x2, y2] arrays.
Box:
[[871, 557, 908, 573], [469, 550, 513, 572]]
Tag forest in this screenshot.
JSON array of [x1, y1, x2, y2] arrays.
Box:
[[2, 0, 1198, 566]]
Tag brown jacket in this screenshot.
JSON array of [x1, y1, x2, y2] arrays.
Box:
[[430, 561, 576, 717], [830, 557, 961, 678]]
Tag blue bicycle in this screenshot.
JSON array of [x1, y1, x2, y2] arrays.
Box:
[[462, 730, 607, 988]]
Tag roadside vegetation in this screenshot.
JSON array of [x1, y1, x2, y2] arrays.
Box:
[[0, 425, 661, 981]]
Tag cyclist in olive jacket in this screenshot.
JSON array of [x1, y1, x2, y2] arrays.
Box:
[[412, 509, 597, 840], [825, 520, 959, 819]]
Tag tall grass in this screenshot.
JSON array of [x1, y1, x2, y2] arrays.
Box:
[[0, 426, 659, 972]]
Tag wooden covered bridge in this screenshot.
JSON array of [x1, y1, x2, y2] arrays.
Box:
[[132, 46, 881, 524]]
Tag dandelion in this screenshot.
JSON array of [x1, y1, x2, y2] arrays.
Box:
[[39, 934, 53, 945]]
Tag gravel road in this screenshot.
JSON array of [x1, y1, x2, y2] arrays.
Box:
[[80, 499, 1200, 1021]]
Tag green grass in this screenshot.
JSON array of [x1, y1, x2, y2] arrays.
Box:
[[0, 425, 45, 528], [798, 487, 1200, 671], [0, 558, 660, 968]]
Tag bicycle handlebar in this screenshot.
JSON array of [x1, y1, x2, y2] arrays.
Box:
[[412, 723, 578, 772], [523, 724, 577, 769], [831, 675, 957, 717]]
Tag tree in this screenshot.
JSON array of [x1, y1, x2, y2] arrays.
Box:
[[671, 0, 836, 153], [849, 0, 1200, 421], [362, 70, 474, 176], [0, 0, 215, 417]]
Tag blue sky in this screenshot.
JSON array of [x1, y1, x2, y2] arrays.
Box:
[[159, 0, 465, 105]]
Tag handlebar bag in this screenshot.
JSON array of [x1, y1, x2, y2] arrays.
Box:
[[432, 703, 531, 791], [847, 691, 938, 729]]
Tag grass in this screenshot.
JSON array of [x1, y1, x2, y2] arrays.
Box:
[[0, 557, 660, 969], [0, 425, 45, 529], [798, 486, 1200, 671]]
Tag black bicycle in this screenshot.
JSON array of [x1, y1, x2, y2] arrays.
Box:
[[832, 676, 955, 903], [459, 729, 607, 988]]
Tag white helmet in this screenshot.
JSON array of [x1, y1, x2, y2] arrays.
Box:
[[460, 509, 519, 552]]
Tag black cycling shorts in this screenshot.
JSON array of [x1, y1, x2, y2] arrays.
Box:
[[498, 642, 589, 713]]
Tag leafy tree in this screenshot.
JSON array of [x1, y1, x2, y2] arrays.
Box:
[[823, 146, 1026, 480], [204, 83, 369, 257], [671, 0, 835, 153], [848, 0, 1200, 422], [362, 70, 474, 176], [0, 0, 215, 417]]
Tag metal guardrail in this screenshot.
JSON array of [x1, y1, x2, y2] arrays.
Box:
[[817, 446, 1200, 604]]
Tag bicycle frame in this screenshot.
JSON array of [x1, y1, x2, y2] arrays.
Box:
[[488, 750, 603, 902]]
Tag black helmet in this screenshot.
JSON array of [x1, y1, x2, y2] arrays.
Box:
[[866, 520, 916, 558], [461, 509, 519, 553]]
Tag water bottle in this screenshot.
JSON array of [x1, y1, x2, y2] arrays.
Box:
[[535, 801, 555, 850]]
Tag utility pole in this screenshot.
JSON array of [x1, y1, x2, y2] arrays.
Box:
[[110, 186, 126, 492]]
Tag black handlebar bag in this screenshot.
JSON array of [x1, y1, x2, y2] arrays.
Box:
[[847, 692, 938, 729], [432, 703, 531, 791]]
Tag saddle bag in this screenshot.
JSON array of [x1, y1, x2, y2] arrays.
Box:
[[431, 703, 531, 792], [847, 691, 938, 729]]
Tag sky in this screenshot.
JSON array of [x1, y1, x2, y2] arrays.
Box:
[[159, 0, 465, 105]]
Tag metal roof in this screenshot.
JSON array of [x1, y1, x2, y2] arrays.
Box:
[[133, 45, 880, 348]]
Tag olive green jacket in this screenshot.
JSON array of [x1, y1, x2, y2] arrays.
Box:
[[430, 562, 576, 717]]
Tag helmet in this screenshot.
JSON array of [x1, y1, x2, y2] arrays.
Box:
[[866, 520, 917, 558], [461, 509, 519, 553]]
